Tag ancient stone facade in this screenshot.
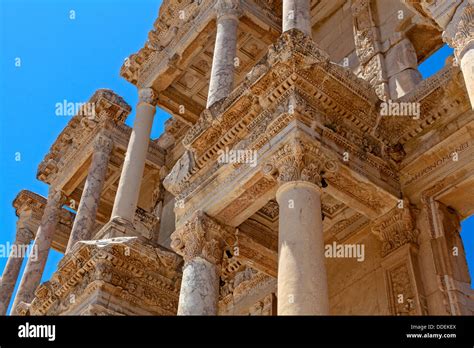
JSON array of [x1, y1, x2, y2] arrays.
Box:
[[1, 0, 474, 316]]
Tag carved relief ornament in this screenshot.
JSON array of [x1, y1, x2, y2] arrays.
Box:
[[451, 3, 474, 60], [138, 87, 158, 106], [262, 138, 338, 187], [372, 201, 420, 257], [170, 210, 236, 265]]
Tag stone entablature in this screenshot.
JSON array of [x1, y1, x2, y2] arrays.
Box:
[[164, 30, 400, 226], [13, 190, 74, 253], [28, 237, 182, 315], [4, 0, 474, 318], [37, 89, 132, 186]]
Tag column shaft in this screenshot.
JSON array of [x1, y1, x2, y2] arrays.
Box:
[[276, 181, 329, 315], [111, 88, 156, 222], [170, 210, 234, 315], [283, 0, 311, 36], [0, 229, 33, 315], [177, 257, 219, 315], [10, 189, 64, 314], [66, 133, 113, 253], [460, 45, 474, 108], [206, 1, 241, 108]]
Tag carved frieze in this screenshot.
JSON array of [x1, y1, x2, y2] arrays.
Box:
[[28, 237, 182, 315]]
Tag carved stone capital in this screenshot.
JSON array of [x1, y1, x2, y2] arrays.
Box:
[[15, 227, 34, 245], [170, 210, 236, 266], [215, 0, 242, 20], [451, 2, 474, 60], [262, 138, 338, 188], [93, 132, 114, 153], [46, 188, 66, 211], [372, 200, 420, 257], [138, 87, 158, 106]]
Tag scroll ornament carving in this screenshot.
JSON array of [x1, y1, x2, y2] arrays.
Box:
[[372, 202, 420, 257], [389, 263, 417, 315], [138, 87, 158, 106], [451, 3, 474, 60], [170, 210, 236, 266], [262, 138, 338, 187]]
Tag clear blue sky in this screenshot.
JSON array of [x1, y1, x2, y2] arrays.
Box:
[[0, 1, 472, 315]]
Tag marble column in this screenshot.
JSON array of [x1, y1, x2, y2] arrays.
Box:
[[10, 188, 65, 314], [265, 138, 336, 315], [276, 181, 328, 315], [283, 0, 311, 36], [170, 210, 235, 315], [206, 0, 242, 108], [414, 0, 474, 108], [111, 88, 157, 222], [385, 38, 422, 99], [0, 227, 34, 315], [443, 2, 474, 109], [66, 133, 113, 253]]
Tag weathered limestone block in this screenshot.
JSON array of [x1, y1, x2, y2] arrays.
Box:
[[283, 0, 311, 36], [388, 68, 423, 99], [385, 39, 420, 77], [385, 39, 422, 98]]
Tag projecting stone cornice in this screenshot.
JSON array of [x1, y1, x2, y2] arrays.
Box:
[[12, 190, 75, 253], [13, 190, 47, 217], [120, 0, 282, 88], [164, 30, 396, 201], [37, 89, 131, 184], [29, 237, 182, 315], [375, 62, 471, 148]]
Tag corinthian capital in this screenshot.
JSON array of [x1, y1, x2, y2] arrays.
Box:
[[46, 188, 66, 210], [138, 87, 158, 106], [15, 227, 34, 245], [263, 138, 338, 187], [170, 210, 236, 265], [453, 3, 474, 59], [215, 0, 243, 20]]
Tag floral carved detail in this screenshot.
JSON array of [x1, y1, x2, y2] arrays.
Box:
[[215, 0, 243, 19], [170, 210, 236, 266], [138, 87, 158, 105], [263, 138, 338, 187], [452, 3, 474, 59], [388, 263, 417, 315], [372, 201, 420, 257]]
